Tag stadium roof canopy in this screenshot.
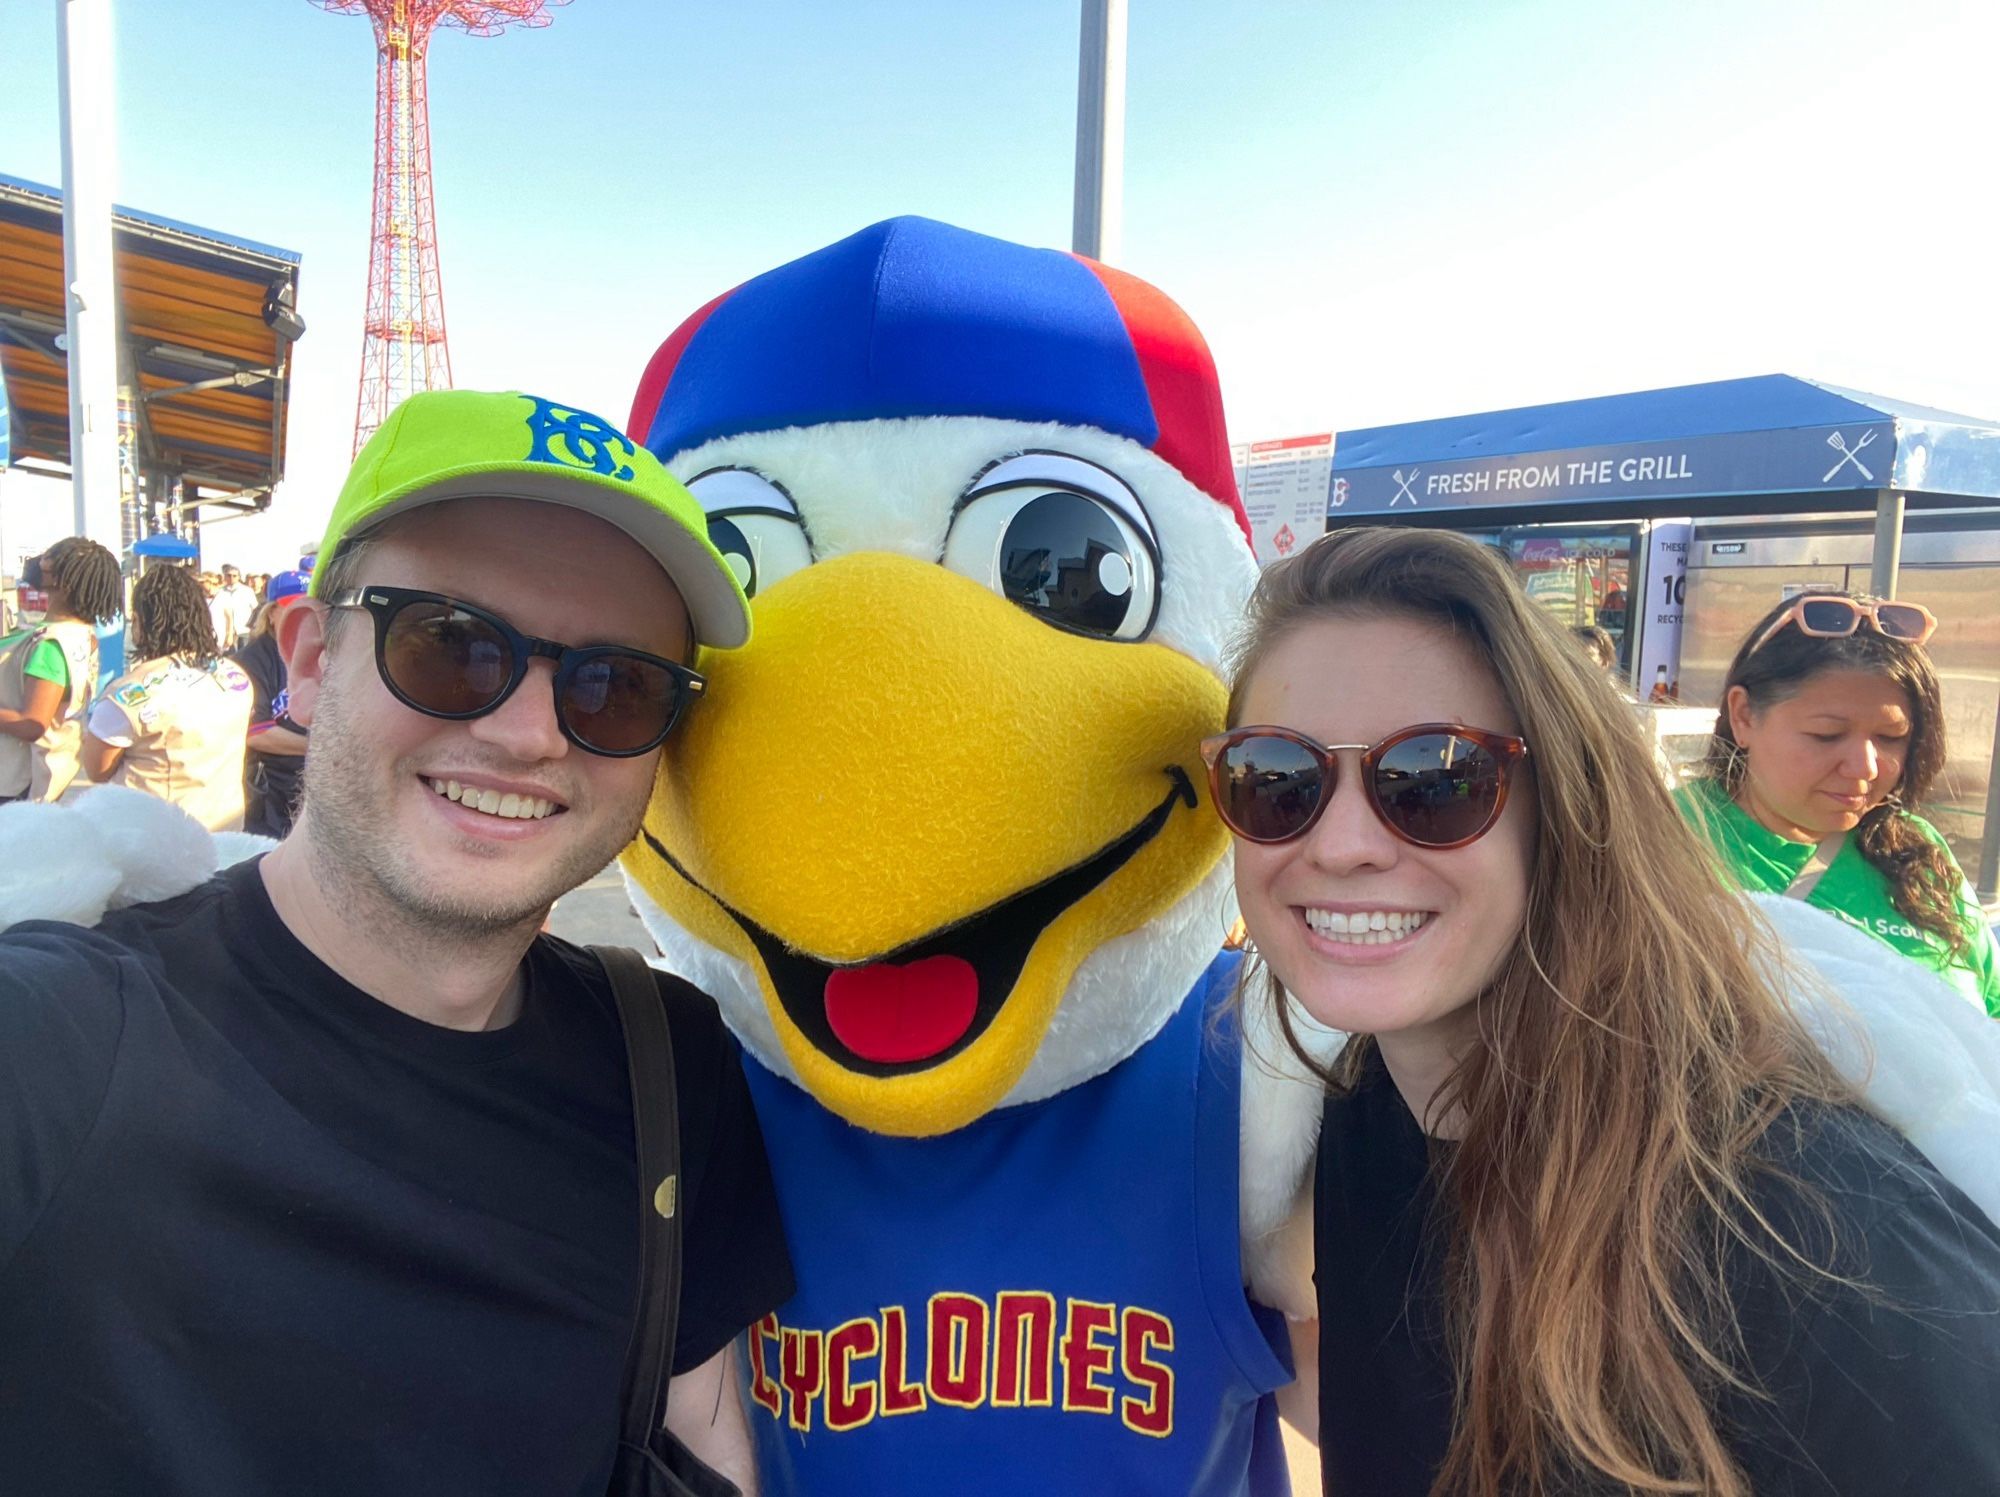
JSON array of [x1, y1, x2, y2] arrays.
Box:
[[0, 171, 302, 517]]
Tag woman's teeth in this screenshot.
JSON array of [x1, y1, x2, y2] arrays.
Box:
[[426, 777, 558, 821], [1303, 908, 1429, 945]]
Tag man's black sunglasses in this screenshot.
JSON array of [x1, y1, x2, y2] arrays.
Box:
[[331, 586, 704, 758]]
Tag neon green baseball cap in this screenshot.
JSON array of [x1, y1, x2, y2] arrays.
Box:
[[310, 389, 751, 648]]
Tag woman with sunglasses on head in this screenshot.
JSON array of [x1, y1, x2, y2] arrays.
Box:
[[1677, 589, 2000, 1017], [80, 562, 255, 831], [1205, 527, 2000, 1497]]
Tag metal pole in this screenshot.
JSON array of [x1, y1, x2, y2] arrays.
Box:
[[55, 0, 122, 552], [1071, 0, 1127, 263], [1868, 488, 1904, 598], [117, 349, 140, 551]]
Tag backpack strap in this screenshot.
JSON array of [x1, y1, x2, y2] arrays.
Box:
[[594, 944, 686, 1441]]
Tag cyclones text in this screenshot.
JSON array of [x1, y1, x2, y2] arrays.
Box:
[[746, 1292, 1177, 1438]]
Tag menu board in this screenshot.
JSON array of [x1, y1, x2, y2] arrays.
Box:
[[1231, 434, 1332, 565]]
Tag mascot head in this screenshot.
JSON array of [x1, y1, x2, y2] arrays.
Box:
[[621, 216, 1259, 1135]]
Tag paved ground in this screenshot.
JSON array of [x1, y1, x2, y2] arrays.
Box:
[[548, 866, 1325, 1493], [546, 863, 656, 950]]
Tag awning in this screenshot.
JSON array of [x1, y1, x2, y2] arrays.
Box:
[[0, 171, 302, 514], [1330, 375, 2000, 523]]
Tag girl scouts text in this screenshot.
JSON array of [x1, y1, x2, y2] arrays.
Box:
[[746, 1293, 1177, 1437]]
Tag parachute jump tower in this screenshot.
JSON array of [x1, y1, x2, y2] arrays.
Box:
[[312, 0, 570, 454]]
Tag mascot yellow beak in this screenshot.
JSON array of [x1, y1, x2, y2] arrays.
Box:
[[632, 551, 1229, 1136]]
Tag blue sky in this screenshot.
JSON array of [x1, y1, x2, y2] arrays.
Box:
[[2, 0, 1996, 570]]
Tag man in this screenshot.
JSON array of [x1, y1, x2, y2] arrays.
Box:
[[229, 567, 312, 836], [0, 389, 791, 1493], [210, 561, 258, 649]]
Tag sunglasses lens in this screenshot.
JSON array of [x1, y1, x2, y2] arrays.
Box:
[[560, 652, 682, 754], [1214, 734, 1327, 841], [382, 599, 514, 715], [1371, 733, 1506, 848], [1797, 598, 1857, 635], [1874, 603, 1929, 641]]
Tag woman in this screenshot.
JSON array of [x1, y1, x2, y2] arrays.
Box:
[[1679, 589, 2000, 1016], [81, 563, 254, 831], [0, 537, 121, 805], [1205, 527, 2000, 1496]]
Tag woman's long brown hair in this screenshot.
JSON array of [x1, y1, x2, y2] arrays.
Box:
[[1704, 590, 1969, 958], [1230, 526, 1850, 1497]]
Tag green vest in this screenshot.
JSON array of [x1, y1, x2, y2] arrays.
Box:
[[1675, 777, 2000, 1018], [0, 617, 97, 801]]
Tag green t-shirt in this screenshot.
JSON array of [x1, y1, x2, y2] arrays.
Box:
[[1675, 777, 2000, 1018], [0, 629, 69, 690]]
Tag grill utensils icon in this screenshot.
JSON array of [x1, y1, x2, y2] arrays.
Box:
[[1823, 430, 1877, 483]]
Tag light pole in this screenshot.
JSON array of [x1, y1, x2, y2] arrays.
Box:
[[1072, 0, 1127, 264], [54, 0, 123, 551]]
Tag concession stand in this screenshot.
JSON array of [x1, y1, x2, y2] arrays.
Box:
[[1327, 375, 2000, 890]]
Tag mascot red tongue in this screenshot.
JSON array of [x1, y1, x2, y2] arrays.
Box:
[[619, 217, 1320, 1495], [824, 957, 977, 1063]]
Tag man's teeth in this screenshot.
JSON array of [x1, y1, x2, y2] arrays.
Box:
[[1302, 909, 1430, 945], [425, 777, 557, 821]]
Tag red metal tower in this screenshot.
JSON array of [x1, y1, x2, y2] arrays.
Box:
[[313, 0, 570, 454]]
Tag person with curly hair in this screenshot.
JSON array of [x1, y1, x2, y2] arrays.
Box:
[[1679, 587, 2000, 1016], [81, 562, 254, 831], [0, 536, 122, 804]]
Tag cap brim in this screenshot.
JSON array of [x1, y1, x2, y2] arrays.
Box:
[[349, 468, 752, 649]]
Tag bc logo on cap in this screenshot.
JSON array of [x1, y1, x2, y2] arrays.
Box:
[[524, 395, 637, 482]]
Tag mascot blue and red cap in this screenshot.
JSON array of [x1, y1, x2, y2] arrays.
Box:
[[630, 215, 1250, 544]]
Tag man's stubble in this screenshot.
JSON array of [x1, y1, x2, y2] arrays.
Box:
[[298, 657, 649, 941]]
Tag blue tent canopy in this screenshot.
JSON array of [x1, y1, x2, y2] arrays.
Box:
[[1330, 375, 2000, 521], [131, 532, 198, 559]]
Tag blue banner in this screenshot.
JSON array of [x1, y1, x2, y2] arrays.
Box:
[[1331, 421, 1899, 518]]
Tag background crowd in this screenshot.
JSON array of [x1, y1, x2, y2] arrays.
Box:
[[0, 546, 309, 834]]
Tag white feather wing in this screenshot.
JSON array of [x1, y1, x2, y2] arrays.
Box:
[[1749, 892, 2000, 1225], [0, 787, 271, 930]]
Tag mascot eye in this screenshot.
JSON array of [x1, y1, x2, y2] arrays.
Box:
[[944, 480, 1160, 642], [687, 468, 813, 599], [706, 513, 813, 598]]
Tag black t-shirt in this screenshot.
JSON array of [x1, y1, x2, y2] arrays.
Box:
[[0, 859, 793, 1495], [1315, 1049, 2000, 1496], [227, 632, 305, 838], [228, 630, 284, 722]]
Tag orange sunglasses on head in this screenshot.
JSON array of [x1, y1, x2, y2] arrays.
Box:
[[1747, 594, 1937, 657]]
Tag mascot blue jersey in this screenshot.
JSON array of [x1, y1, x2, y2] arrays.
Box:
[[737, 951, 1294, 1496]]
